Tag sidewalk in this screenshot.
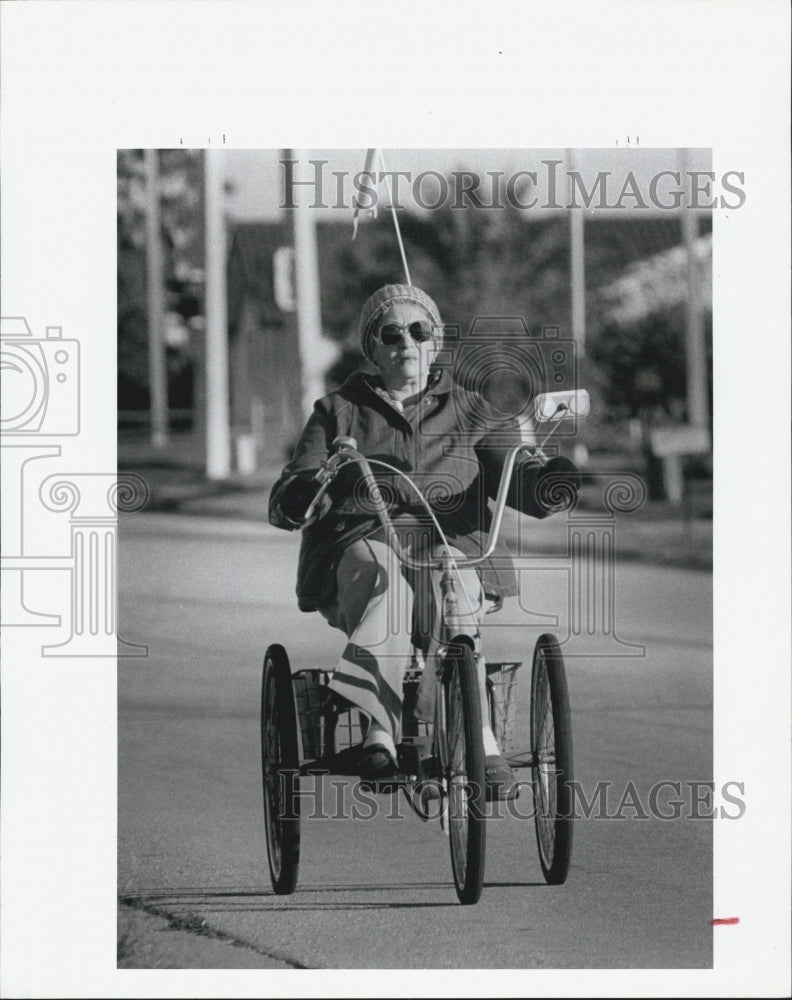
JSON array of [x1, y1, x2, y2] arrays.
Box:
[[118, 434, 712, 571]]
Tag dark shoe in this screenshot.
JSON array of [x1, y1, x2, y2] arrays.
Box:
[[485, 755, 519, 802], [418, 779, 442, 805], [359, 744, 398, 781]]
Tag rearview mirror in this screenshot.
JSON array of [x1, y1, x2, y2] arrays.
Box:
[[533, 389, 590, 422]]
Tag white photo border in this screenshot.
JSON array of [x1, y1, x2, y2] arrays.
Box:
[[1, 1, 789, 997]]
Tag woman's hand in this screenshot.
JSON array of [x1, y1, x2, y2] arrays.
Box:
[[508, 455, 581, 518], [269, 475, 329, 529], [534, 456, 582, 513]]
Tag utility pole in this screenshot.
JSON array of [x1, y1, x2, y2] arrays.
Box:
[[144, 149, 168, 448], [569, 149, 586, 359], [203, 148, 231, 479], [680, 151, 709, 430], [650, 151, 712, 504], [289, 148, 326, 422]]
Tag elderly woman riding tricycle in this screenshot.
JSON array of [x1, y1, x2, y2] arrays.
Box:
[[263, 283, 586, 903]]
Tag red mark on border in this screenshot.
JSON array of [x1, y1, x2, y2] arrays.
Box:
[[711, 917, 740, 926]]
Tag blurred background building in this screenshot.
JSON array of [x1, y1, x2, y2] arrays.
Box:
[[117, 148, 712, 502]]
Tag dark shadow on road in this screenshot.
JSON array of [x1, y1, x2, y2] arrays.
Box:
[[121, 877, 550, 905], [483, 880, 548, 888], [123, 882, 456, 897], [120, 885, 469, 912]]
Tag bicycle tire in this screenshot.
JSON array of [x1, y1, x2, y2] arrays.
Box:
[[530, 634, 574, 884], [442, 641, 486, 905], [261, 644, 301, 894]]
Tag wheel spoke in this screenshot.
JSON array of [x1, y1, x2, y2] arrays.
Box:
[[447, 669, 469, 884], [263, 680, 283, 870], [533, 653, 557, 862], [530, 636, 573, 885], [261, 646, 301, 895], [442, 646, 486, 904]]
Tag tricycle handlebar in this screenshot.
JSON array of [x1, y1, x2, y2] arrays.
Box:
[[307, 436, 542, 572]]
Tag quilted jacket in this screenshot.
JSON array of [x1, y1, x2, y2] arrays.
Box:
[[269, 366, 564, 613]]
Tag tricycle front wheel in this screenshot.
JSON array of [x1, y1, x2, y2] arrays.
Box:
[[530, 634, 574, 885]]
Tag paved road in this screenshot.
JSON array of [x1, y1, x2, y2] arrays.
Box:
[[118, 512, 713, 969]]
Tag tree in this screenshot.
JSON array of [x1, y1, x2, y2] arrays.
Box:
[[117, 149, 205, 413], [587, 304, 713, 422]]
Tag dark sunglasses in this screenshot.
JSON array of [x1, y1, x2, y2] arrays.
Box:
[[377, 321, 435, 346]]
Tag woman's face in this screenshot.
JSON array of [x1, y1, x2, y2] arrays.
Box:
[[370, 301, 439, 386]]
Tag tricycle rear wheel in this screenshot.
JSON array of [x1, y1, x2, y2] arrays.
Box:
[[261, 644, 301, 894], [442, 641, 487, 905]]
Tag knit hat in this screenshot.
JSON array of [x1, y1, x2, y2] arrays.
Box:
[[359, 284, 443, 362]]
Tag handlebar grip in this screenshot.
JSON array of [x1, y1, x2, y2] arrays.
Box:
[[310, 435, 359, 488], [332, 435, 358, 452]]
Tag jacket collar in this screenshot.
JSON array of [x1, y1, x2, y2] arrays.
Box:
[[346, 365, 453, 404]]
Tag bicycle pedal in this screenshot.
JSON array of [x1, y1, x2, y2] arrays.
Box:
[[396, 743, 421, 776], [417, 779, 443, 803], [485, 756, 520, 802]]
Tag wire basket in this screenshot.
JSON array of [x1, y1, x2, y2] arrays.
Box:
[[485, 660, 522, 754], [292, 669, 362, 761], [293, 666, 432, 768]]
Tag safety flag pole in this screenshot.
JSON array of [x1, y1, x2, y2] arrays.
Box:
[[351, 148, 412, 286], [378, 149, 411, 286], [351, 147, 379, 239]]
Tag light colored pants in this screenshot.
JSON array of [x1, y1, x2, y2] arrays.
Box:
[[319, 537, 485, 743]]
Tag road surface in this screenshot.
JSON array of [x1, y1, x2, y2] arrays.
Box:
[[118, 511, 713, 969]]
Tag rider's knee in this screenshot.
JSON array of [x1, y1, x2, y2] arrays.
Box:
[[334, 539, 414, 634]]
